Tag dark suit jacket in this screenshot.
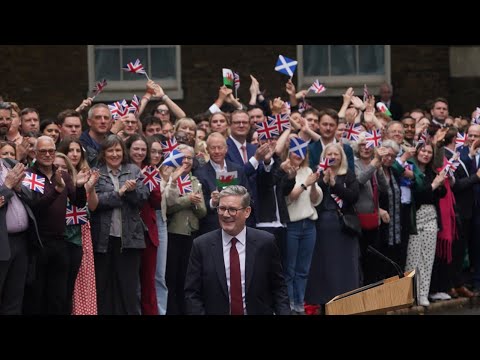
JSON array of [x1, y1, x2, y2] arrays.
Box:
[[226, 137, 259, 221], [184, 227, 290, 315], [193, 160, 252, 234], [446, 147, 480, 220], [0, 158, 42, 261], [385, 100, 403, 121]]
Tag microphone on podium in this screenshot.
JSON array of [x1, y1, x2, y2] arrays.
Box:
[[367, 245, 404, 279]]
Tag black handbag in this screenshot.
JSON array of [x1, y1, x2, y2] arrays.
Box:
[[338, 210, 362, 236]]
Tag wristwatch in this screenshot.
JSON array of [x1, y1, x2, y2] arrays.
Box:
[[301, 184, 307, 191]]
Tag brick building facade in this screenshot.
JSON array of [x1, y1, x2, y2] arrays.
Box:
[[0, 45, 476, 122]]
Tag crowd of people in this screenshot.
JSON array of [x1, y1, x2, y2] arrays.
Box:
[[0, 76, 479, 315]]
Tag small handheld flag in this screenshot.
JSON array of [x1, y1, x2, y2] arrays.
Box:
[[66, 204, 88, 226], [161, 148, 185, 168], [122, 59, 150, 80], [455, 132, 466, 150], [317, 158, 334, 173], [331, 193, 343, 208], [363, 84, 369, 102], [376, 102, 392, 117], [22, 172, 45, 194], [275, 55, 298, 78], [365, 129, 382, 149], [233, 71, 240, 99], [255, 119, 280, 140], [177, 174, 193, 195], [268, 113, 291, 133], [92, 79, 107, 100], [160, 136, 179, 157], [140, 166, 161, 191], [222, 68, 234, 88], [309, 80, 326, 94], [215, 171, 238, 190], [289, 137, 308, 159], [342, 123, 362, 142]]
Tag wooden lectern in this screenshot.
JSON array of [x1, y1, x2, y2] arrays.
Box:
[[325, 269, 416, 315]]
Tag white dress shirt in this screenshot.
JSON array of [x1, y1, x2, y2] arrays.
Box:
[[222, 227, 246, 314]]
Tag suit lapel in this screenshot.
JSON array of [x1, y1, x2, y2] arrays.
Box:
[[245, 228, 257, 294], [227, 137, 243, 165], [211, 230, 228, 298]]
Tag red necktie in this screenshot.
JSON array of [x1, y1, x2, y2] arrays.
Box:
[[229, 237, 243, 315], [240, 145, 248, 164]]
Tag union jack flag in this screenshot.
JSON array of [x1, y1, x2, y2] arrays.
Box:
[[365, 129, 382, 149], [268, 113, 290, 133], [417, 130, 428, 148], [342, 123, 362, 141], [317, 157, 335, 173], [122, 58, 146, 75], [108, 100, 128, 120], [161, 148, 185, 168], [331, 193, 343, 208], [363, 84, 369, 102], [177, 174, 193, 195], [289, 137, 308, 159], [233, 72, 240, 90], [298, 100, 310, 114], [441, 156, 460, 177], [66, 203, 88, 226], [22, 172, 45, 194], [284, 102, 291, 114], [309, 79, 326, 94], [92, 79, 107, 94], [128, 95, 140, 114], [455, 132, 466, 150], [255, 119, 279, 140], [141, 166, 161, 191], [160, 137, 179, 157]]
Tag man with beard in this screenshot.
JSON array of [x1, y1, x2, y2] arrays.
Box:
[[0, 103, 13, 141]]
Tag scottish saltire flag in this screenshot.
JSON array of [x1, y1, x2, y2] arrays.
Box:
[[268, 113, 290, 133], [275, 55, 297, 77], [342, 123, 362, 141], [122, 59, 146, 75], [455, 133, 467, 150], [365, 129, 382, 149], [140, 166, 161, 191], [128, 95, 140, 114], [233, 72, 240, 90], [66, 204, 88, 226], [317, 157, 335, 173], [289, 137, 308, 159], [92, 79, 107, 94], [160, 137, 178, 157], [161, 148, 185, 168], [222, 68, 234, 87], [376, 102, 392, 117], [363, 84, 369, 102], [22, 172, 45, 194], [177, 174, 193, 195], [255, 119, 279, 140], [331, 194, 343, 208], [309, 80, 326, 94]]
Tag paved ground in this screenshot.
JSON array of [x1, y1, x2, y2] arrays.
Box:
[[387, 296, 480, 315]]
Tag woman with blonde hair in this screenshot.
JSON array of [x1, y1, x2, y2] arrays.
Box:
[[305, 142, 360, 313]]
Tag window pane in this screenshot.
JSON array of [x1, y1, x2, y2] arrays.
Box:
[[95, 48, 120, 81], [151, 47, 176, 80], [331, 45, 356, 75], [122, 48, 149, 81], [303, 45, 328, 77], [359, 45, 384, 75]]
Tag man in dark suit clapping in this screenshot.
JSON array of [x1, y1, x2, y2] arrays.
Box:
[[184, 185, 290, 315]]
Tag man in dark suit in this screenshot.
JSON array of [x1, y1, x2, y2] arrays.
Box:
[[194, 132, 252, 234], [184, 185, 290, 315], [0, 158, 42, 314], [379, 82, 403, 121]]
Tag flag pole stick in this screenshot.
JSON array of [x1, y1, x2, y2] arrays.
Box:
[[145, 73, 151, 81]]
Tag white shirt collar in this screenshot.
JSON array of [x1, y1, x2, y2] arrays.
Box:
[[210, 159, 227, 172], [229, 135, 246, 150], [222, 227, 246, 247]]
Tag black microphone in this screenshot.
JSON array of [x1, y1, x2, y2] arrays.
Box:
[[367, 245, 404, 278]]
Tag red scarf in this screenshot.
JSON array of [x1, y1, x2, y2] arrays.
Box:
[[436, 159, 457, 263]]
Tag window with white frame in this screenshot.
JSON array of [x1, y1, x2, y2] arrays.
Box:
[[88, 45, 183, 101], [297, 45, 390, 97]]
